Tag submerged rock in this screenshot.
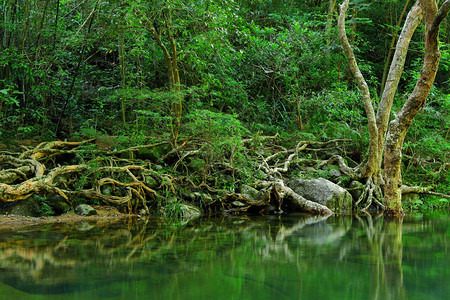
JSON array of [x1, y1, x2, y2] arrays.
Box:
[[287, 178, 353, 213], [75, 204, 98, 216]]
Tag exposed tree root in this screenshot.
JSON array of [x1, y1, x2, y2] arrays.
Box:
[[1, 136, 446, 216], [401, 185, 450, 199], [354, 177, 385, 212]]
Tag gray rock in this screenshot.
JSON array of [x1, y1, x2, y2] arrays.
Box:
[[179, 204, 202, 220], [239, 184, 269, 205], [287, 178, 353, 213], [75, 204, 98, 216], [239, 185, 259, 199], [328, 169, 342, 182], [153, 164, 164, 171], [193, 192, 214, 205], [232, 201, 246, 207], [180, 190, 196, 202]]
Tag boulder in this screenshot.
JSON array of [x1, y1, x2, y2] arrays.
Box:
[[287, 178, 353, 213], [4, 198, 41, 217], [187, 158, 206, 173], [193, 192, 214, 205], [239, 184, 269, 206], [239, 185, 259, 199], [179, 204, 202, 220], [75, 204, 98, 216]]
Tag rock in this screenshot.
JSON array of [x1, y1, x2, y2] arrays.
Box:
[[239, 184, 270, 205], [349, 181, 364, 201], [47, 194, 71, 215], [193, 192, 214, 205], [180, 190, 196, 202], [75, 204, 98, 216], [144, 175, 159, 189], [6, 198, 41, 217], [239, 185, 259, 199], [232, 201, 246, 207], [136, 148, 156, 160], [153, 164, 164, 171], [287, 178, 353, 213], [179, 204, 202, 220], [187, 158, 206, 173], [328, 168, 342, 183]]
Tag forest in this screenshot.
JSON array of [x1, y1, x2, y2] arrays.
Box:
[[0, 0, 449, 219]]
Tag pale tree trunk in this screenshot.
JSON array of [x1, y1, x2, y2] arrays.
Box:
[[380, 0, 411, 94], [338, 0, 449, 215], [375, 3, 423, 178], [338, 0, 379, 179], [385, 0, 450, 216]]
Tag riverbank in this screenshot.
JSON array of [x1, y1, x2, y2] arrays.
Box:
[[0, 206, 134, 231]]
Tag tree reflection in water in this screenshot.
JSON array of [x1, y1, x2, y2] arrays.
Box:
[[356, 214, 405, 300], [0, 213, 445, 299]]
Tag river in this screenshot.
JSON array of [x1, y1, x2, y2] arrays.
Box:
[[0, 213, 448, 300]]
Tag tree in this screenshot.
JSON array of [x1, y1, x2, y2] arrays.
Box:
[[129, 0, 187, 144], [337, 0, 450, 215]]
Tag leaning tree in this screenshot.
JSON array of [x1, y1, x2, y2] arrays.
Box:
[[336, 0, 450, 215]]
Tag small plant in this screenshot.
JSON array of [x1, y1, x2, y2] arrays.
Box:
[[34, 195, 55, 216]]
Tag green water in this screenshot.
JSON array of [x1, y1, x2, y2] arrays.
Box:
[[0, 213, 448, 300]]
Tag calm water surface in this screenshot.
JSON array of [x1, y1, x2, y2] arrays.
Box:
[[0, 213, 448, 300]]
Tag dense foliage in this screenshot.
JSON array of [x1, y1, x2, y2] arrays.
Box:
[[0, 0, 448, 210]]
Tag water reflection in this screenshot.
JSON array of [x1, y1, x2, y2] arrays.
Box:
[[0, 213, 448, 299]]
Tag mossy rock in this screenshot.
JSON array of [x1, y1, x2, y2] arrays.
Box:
[[3, 198, 41, 217], [179, 204, 202, 220], [144, 175, 160, 189], [194, 192, 214, 205], [47, 194, 71, 215], [187, 158, 206, 173], [75, 204, 98, 216]]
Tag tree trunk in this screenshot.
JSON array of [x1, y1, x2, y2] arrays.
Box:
[[338, 0, 379, 178], [384, 0, 450, 216], [380, 0, 411, 94], [375, 2, 423, 179], [146, 10, 182, 145], [338, 0, 449, 214]]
